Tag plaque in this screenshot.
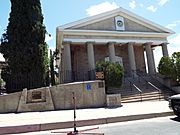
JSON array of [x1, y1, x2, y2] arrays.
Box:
[[96, 72, 104, 79], [32, 91, 42, 101]]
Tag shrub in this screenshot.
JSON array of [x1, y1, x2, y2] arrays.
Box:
[[158, 52, 180, 83], [96, 61, 124, 92]]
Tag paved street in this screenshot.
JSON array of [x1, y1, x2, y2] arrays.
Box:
[[16, 116, 180, 135]]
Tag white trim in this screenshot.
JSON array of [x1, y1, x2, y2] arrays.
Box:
[[63, 38, 167, 45], [63, 29, 170, 38], [58, 7, 174, 34]]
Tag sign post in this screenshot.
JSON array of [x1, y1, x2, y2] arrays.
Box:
[[51, 92, 104, 135]]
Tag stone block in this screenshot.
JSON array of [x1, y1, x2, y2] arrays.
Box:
[[0, 92, 21, 113], [17, 87, 54, 112], [106, 94, 121, 107], [50, 80, 106, 110]]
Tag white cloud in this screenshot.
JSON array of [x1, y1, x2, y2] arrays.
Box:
[[169, 34, 180, 45], [166, 23, 177, 29], [166, 20, 180, 29], [168, 44, 180, 56], [129, 0, 136, 9], [154, 47, 163, 69], [146, 5, 157, 12], [86, 1, 119, 16], [49, 45, 56, 52], [158, 0, 169, 6], [140, 3, 144, 8], [45, 34, 53, 42]]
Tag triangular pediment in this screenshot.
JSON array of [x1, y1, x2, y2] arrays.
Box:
[[59, 7, 174, 34]]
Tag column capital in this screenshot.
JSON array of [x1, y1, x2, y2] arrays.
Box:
[[128, 42, 135, 45], [63, 41, 72, 45], [108, 42, 116, 45], [144, 42, 153, 46], [161, 42, 169, 46], [86, 41, 95, 45]]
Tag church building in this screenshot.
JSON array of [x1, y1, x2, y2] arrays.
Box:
[[56, 7, 174, 83]]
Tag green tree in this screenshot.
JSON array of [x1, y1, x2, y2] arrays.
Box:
[[50, 49, 55, 86], [158, 52, 180, 83], [96, 61, 124, 93], [158, 57, 174, 78], [172, 52, 180, 82], [0, 0, 48, 92]]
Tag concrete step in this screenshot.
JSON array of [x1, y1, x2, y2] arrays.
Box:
[[121, 97, 165, 103], [121, 91, 159, 98], [108, 75, 176, 103], [121, 91, 165, 103], [122, 93, 162, 100]]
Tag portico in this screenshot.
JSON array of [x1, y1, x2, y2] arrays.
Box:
[[56, 8, 174, 83]]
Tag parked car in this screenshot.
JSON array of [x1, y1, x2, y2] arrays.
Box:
[[169, 94, 180, 117]]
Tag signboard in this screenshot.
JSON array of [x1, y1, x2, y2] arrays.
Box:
[[32, 91, 42, 102], [86, 83, 91, 91], [96, 72, 104, 79], [115, 16, 125, 31]]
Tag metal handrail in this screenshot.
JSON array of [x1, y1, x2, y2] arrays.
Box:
[[148, 82, 161, 100], [136, 72, 162, 100], [136, 72, 149, 88], [132, 84, 143, 101], [125, 77, 133, 91], [126, 76, 143, 101]]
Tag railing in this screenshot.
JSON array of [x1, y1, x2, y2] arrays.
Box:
[[125, 77, 133, 91], [126, 77, 143, 101], [132, 84, 143, 101], [136, 71, 162, 100], [136, 72, 149, 89], [148, 82, 162, 100]]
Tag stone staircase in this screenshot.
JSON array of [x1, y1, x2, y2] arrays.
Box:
[[107, 74, 176, 103], [121, 91, 163, 103]]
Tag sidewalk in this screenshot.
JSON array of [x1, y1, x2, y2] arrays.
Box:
[[0, 101, 174, 134]]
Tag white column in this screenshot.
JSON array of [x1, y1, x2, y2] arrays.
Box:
[[145, 43, 156, 74], [151, 48, 156, 73], [128, 42, 137, 77], [108, 42, 116, 62], [64, 41, 72, 82], [87, 42, 95, 80], [162, 43, 169, 57], [87, 42, 95, 70]]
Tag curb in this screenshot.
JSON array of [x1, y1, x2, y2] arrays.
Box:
[[0, 111, 174, 134]]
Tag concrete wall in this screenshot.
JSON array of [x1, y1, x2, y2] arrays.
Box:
[[0, 80, 106, 113], [0, 92, 21, 113], [134, 45, 146, 73], [172, 86, 180, 93], [153, 75, 180, 94], [17, 88, 54, 113], [71, 45, 89, 71], [50, 80, 106, 110]]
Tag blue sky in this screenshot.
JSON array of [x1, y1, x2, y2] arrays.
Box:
[[0, 0, 179, 67]]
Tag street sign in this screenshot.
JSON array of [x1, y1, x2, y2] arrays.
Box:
[[86, 83, 91, 91]]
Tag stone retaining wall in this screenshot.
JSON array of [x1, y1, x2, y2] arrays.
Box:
[[0, 80, 106, 113]]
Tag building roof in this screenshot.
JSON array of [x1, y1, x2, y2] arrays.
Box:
[[57, 7, 174, 34]]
